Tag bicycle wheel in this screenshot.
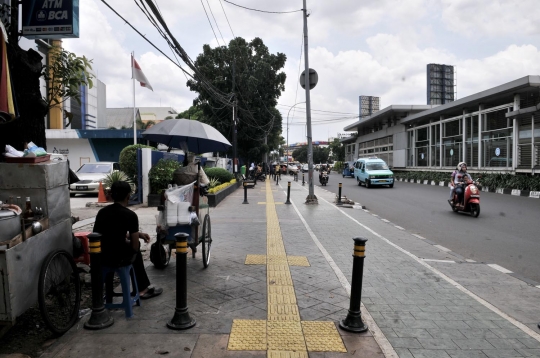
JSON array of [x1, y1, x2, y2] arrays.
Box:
[[38, 250, 81, 335], [201, 214, 212, 268]]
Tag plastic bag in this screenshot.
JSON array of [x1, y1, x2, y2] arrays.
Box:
[[23, 141, 47, 157]]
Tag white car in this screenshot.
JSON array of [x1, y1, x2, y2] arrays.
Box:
[[69, 162, 120, 196], [287, 163, 299, 174]]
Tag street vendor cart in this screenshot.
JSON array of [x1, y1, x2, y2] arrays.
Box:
[[142, 119, 232, 270], [0, 160, 79, 336]]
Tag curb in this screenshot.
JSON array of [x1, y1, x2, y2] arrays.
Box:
[[395, 177, 540, 199]]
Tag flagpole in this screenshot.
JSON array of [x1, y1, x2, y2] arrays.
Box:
[[132, 51, 136, 145]]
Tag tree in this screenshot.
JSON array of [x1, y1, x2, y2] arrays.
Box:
[[329, 138, 345, 162], [292, 146, 307, 163], [292, 146, 329, 164], [176, 105, 204, 120], [186, 37, 286, 161]]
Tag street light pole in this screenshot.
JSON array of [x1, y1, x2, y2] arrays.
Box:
[[287, 102, 306, 169], [303, 0, 317, 204]]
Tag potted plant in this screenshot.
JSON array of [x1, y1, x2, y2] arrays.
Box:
[[148, 159, 182, 206], [102, 170, 134, 202]]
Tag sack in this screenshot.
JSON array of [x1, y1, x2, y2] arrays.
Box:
[[150, 242, 169, 269]]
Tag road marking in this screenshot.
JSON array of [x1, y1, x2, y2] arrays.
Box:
[[381, 219, 390, 223], [465, 259, 476, 263], [422, 259, 456, 263], [372, 214, 379, 217], [433, 245, 451, 252], [394, 225, 405, 230], [487, 264, 513, 274], [412, 234, 426, 240]]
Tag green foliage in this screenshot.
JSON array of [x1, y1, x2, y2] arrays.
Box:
[[176, 105, 205, 120], [204, 167, 234, 184], [333, 161, 344, 172], [102, 170, 134, 192], [393, 171, 540, 191], [208, 177, 221, 189], [187, 37, 286, 161], [149, 159, 182, 194], [292, 146, 329, 164], [119, 144, 156, 181], [208, 179, 237, 194], [329, 138, 345, 162], [42, 46, 93, 109]]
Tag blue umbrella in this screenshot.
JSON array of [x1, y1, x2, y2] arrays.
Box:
[[142, 119, 231, 153]]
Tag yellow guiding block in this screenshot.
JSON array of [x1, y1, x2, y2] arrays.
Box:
[[228, 179, 346, 354]]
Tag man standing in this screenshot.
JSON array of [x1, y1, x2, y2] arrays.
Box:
[[93, 181, 163, 299]]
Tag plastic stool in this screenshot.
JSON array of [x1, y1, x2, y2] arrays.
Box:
[[102, 265, 141, 318], [74, 232, 91, 266]]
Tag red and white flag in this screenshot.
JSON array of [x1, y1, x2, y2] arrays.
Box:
[[131, 55, 153, 91]]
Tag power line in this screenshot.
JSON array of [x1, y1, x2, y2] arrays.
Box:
[[218, 0, 235, 38], [222, 0, 302, 14], [277, 103, 357, 115], [206, 0, 227, 45], [200, 0, 221, 46], [290, 33, 303, 126]]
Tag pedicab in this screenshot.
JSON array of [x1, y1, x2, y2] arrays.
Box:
[[142, 119, 232, 269]]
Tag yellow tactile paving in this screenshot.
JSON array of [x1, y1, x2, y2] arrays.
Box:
[[227, 319, 266, 350], [245, 254, 267, 265], [287, 256, 310, 267], [302, 321, 347, 352], [229, 180, 347, 355]]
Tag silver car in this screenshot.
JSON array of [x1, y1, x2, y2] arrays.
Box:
[[69, 162, 120, 196]]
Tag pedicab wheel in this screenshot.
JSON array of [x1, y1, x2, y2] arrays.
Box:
[[38, 250, 81, 335], [202, 214, 212, 268], [470, 204, 480, 218]]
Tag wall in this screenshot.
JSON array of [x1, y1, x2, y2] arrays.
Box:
[[47, 138, 96, 170]]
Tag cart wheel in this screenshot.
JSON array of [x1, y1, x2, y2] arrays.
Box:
[[202, 214, 212, 268], [150, 240, 171, 269], [38, 250, 81, 335]]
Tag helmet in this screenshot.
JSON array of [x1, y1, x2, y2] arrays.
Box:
[[457, 162, 467, 171]]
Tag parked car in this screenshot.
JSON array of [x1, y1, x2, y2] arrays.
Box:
[[301, 163, 309, 173], [69, 162, 120, 196], [280, 164, 288, 174]]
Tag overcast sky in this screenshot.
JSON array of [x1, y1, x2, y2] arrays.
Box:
[[21, 0, 540, 144]]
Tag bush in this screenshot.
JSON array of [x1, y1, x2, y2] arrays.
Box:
[[208, 179, 237, 194], [204, 167, 233, 184], [149, 159, 182, 194], [119, 144, 156, 181]]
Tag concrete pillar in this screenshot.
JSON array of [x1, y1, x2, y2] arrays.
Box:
[[478, 104, 484, 168], [141, 148, 152, 205], [439, 116, 444, 168], [463, 110, 468, 165], [513, 94, 520, 170], [48, 40, 63, 129]]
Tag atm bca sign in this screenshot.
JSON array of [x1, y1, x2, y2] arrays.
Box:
[[22, 0, 80, 39]]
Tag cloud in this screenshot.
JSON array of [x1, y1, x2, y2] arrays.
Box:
[[441, 0, 540, 37]]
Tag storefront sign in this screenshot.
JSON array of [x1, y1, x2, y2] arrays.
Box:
[[22, 0, 80, 39]]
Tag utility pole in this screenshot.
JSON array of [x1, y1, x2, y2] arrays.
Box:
[[303, 0, 317, 204], [232, 61, 238, 175]]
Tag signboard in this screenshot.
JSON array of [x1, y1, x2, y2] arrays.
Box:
[[22, 0, 80, 39]]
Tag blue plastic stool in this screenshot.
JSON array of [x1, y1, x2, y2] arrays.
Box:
[[102, 265, 141, 318]]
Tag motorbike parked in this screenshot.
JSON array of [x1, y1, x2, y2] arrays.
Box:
[[319, 170, 329, 186], [448, 177, 481, 217]]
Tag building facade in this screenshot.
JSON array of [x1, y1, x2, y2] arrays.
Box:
[[343, 76, 540, 174]]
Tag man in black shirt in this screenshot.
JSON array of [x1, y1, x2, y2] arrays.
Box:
[[93, 181, 163, 299]]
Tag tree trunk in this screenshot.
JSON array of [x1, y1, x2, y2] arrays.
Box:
[[0, 43, 48, 158]]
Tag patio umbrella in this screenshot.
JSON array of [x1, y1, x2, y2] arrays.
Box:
[[142, 118, 232, 153]]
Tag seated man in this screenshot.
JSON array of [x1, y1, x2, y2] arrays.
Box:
[[93, 181, 163, 299]]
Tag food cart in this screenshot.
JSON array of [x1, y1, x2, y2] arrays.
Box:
[[0, 160, 77, 335]]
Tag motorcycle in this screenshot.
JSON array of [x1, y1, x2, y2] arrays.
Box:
[[448, 177, 481, 217], [319, 170, 329, 186]]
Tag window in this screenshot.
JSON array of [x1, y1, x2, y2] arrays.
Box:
[[443, 119, 462, 167], [482, 108, 513, 168]]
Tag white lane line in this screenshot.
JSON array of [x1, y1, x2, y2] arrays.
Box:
[[422, 259, 456, 263], [372, 214, 379, 217], [381, 219, 390, 223], [394, 225, 405, 230], [487, 264, 513, 274], [412, 234, 426, 240], [289, 196, 398, 358], [312, 194, 540, 344], [433, 245, 451, 252], [465, 259, 476, 263]]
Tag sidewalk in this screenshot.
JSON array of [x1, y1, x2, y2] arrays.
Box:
[[43, 179, 540, 357]]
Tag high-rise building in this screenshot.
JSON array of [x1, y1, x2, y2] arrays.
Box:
[[427, 64, 455, 105], [359, 96, 380, 118]]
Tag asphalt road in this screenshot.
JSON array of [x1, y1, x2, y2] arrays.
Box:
[[314, 171, 540, 284]]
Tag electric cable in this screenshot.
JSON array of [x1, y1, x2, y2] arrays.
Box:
[[218, 0, 235, 38], [200, 0, 221, 46], [206, 0, 227, 45], [222, 0, 302, 14]]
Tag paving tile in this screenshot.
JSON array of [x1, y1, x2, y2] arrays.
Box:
[[446, 350, 489, 358], [425, 329, 466, 340], [393, 328, 433, 339], [409, 349, 452, 358], [395, 348, 415, 358], [452, 339, 496, 350], [386, 337, 423, 349], [481, 349, 522, 358], [434, 320, 471, 329], [486, 338, 528, 350], [417, 338, 459, 350], [518, 338, 540, 349]]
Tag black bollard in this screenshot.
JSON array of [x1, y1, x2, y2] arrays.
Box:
[[276, 172, 279, 186], [339, 237, 368, 333], [84, 233, 114, 330], [167, 233, 196, 330], [285, 181, 291, 204], [242, 182, 249, 204], [302, 173, 305, 186], [337, 183, 343, 205]]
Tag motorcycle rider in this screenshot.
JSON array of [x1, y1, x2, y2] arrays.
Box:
[[453, 162, 472, 206], [448, 162, 463, 205], [319, 164, 328, 183]]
